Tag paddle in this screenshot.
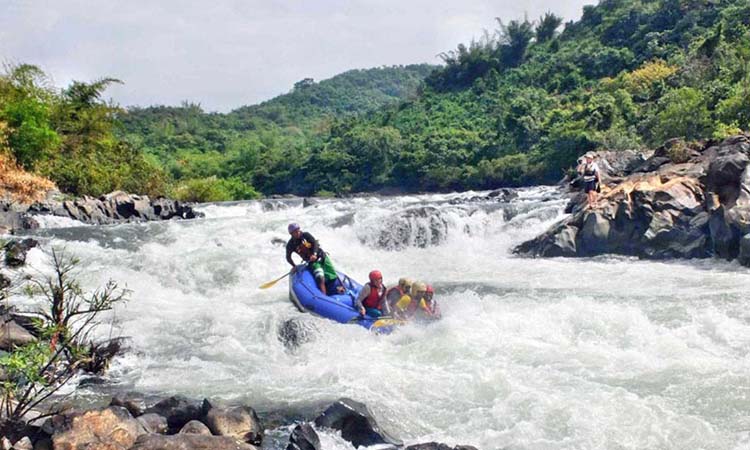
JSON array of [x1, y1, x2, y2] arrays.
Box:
[[259, 270, 292, 289]]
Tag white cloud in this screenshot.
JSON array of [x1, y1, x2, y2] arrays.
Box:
[[0, 0, 593, 112]]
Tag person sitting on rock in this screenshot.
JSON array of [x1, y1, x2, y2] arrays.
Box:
[[285, 223, 341, 295], [577, 152, 601, 209], [394, 281, 426, 320], [416, 284, 441, 321], [354, 270, 387, 317]]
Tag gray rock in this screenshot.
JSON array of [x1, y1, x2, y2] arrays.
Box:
[[0, 316, 36, 350], [739, 234, 750, 267], [203, 400, 263, 445], [278, 318, 318, 348], [131, 434, 258, 450], [110, 392, 147, 417], [286, 423, 320, 450], [11, 436, 32, 450], [179, 420, 212, 435], [578, 212, 611, 256], [51, 406, 141, 450], [144, 396, 202, 433], [313, 398, 402, 448], [4, 238, 38, 267], [137, 413, 169, 435]]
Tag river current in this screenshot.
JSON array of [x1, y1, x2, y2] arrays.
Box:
[[15, 187, 750, 450]]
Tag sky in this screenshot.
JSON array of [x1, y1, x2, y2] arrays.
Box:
[[1, 0, 593, 112]]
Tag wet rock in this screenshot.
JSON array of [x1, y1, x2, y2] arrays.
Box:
[[405, 444, 468, 450], [278, 318, 317, 348], [0, 315, 36, 350], [367, 206, 451, 250], [286, 423, 320, 450], [131, 434, 258, 450], [271, 237, 286, 246], [313, 398, 402, 448], [110, 392, 147, 418], [0, 272, 11, 290], [302, 198, 320, 208], [137, 413, 168, 435], [578, 211, 611, 256], [4, 238, 38, 267], [179, 420, 212, 435], [11, 436, 32, 450], [22, 191, 202, 229], [143, 396, 202, 433], [487, 188, 519, 202], [203, 400, 263, 445], [51, 406, 142, 450]]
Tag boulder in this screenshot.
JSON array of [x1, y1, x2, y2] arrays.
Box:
[[179, 420, 212, 435], [51, 406, 142, 450], [313, 398, 402, 448], [405, 445, 479, 450], [143, 396, 202, 433], [4, 238, 38, 267], [278, 318, 318, 348], [739, 234, 750, 267], [137, 414, 168, 435], [110, 392, 147, 418], [0, 315, 36, 350], [11, 436, 32, 450], [366, 206, 451, 250], [131, 434, 258, 450], [286, 423, 320, 450], [578, 212, 611, 256], [203, 400, 263, 445]]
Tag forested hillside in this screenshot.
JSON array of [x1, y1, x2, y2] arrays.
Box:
[[303, 0, 750, 194], [117, 65, 435, 199], [2, 0, 749, 201], [0, 65, 167, 199]]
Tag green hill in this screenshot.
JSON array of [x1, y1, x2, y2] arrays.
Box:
[[298, 0, 750, 194], [117, 65, 435, 198]]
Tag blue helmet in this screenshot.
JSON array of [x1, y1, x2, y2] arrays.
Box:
[[288, 223, 301, 234]]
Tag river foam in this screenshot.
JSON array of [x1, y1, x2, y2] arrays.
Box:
[[14, 187, 750, 449]]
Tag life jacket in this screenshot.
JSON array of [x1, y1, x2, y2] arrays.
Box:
[[363, 283, 383, 309], [385, 286, 404, 305], [293, 238, 316, 261]]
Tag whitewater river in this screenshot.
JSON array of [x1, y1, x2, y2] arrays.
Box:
[[16, 187, 750, 450]]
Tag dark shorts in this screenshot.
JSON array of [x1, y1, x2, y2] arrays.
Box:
[[584, 180, 598, 193]]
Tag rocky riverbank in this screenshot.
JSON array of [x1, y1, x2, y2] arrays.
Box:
[[1, 393, 477, 450], [0, 191, 202, 234], [515, 134, 750, 265]]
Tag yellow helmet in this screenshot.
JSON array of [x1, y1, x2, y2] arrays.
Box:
[[412, 281, 427, 293], [398, 278, 413, 291]]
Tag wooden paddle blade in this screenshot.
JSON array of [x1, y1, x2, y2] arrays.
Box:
[[259, 278, 281, 289], [259, 271, 290, 289]]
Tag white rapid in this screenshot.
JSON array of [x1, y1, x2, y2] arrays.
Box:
[[15, 187, 750, 450]]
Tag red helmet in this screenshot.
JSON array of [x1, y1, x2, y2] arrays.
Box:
[[426, 284, 434, 293], [369, 270, 383, 282]]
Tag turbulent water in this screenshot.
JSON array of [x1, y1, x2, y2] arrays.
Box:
[[14, 187, 750, 450]]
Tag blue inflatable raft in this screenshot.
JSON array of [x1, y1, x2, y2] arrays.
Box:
[[288, 265, 401, 333]]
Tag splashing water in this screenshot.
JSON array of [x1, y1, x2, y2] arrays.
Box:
[[14, 187, 750, 450]]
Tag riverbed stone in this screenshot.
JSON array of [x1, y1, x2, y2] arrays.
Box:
[[738, 234, 750, 267], [110, 392, 147, 418], [179, 420, 212, 435], [0, 315, 36, 350], [143, 396, 202, 433], [286, 423, 320, 450], [131, 434, 258, 450], [137, 414, 168, 435], [51, 406, 142, 450], [203, 400, 263, 445], [313, 398, 402, 448], [4, 238, 38, 267]]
